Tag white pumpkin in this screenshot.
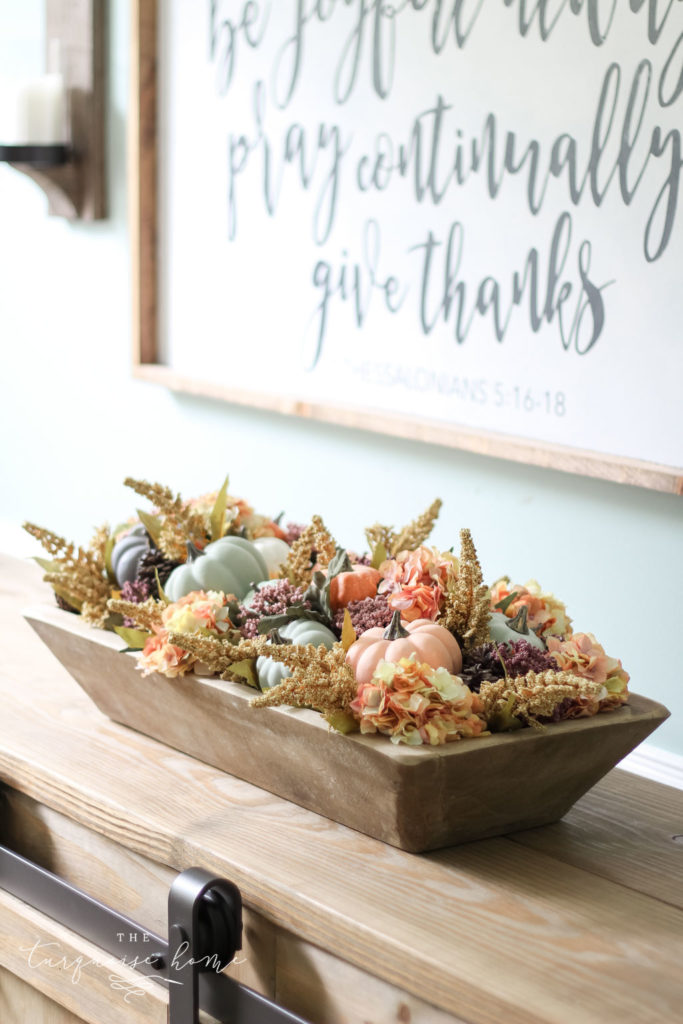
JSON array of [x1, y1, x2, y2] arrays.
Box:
[[253, 536, 290, 577]]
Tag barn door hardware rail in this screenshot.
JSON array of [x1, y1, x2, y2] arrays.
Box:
[[0, 844, 309, 1023]]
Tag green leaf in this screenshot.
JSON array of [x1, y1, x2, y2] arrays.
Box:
[[257, 606, 333, 633], [210, 476, 230, 542], [324, 709, 360, 734], [137, 509, 163, 547], [303, 570, 332, 620], [51, 585, 82, 611], [341, 608, 356, 652], [228, 658, 260, 689], [371, 541, 388, 570], [33, 556, 62, 573], [488, 693, 524, 732], [327, 546, 353, 579], [494, 591, 519, 614], [114, 626, 150, 649], [104, 534, 117, 583], [155, 567, 169, 605]]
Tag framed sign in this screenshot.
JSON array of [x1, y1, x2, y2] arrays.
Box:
[[130, 0, 683, 494]]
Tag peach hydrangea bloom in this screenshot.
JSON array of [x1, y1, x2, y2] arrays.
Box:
[[490, 578, 571, 637], [546, 632, 629, 707], [378, 546, 457, 622], [349, 656, 487, 746], [137, 590, 234, 678]]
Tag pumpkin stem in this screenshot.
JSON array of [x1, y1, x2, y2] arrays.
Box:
[[383, 610, 410, 641], [185, 540, 204, 563], [507, 606, 530, 635], [267, 628, 292, 645]]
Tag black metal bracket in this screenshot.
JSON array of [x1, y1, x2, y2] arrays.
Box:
[[0, 144, 70, 167], [0, 843, 309, 1024]]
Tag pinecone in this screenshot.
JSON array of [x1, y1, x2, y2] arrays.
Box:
[[460, 643, 506, 693], [137, 546, 180, 599]]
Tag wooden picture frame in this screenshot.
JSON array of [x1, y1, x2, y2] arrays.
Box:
[[129, 0, 682, 496]]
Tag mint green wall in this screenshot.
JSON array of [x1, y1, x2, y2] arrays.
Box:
[[1, 2, 680, 755]]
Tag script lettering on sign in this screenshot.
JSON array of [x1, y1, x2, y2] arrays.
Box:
[[158, 1, 683, 468]]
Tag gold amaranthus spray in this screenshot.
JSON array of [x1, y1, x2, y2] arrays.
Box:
[[250, 642, 358, 714], [438, 528, 491, 651], [24, 522, 115, 628], [123, 477, 208, 562], [365, 498, 442, 562], [281, 514, 337, 587]]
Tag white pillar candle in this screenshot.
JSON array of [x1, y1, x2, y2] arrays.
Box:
[[14, 72, 67, 144]]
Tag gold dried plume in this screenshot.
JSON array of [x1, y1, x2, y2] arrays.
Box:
[[23, 522, 115, 629], [365, 498, 442, 559], [438, 528, 490, 651], [281, 514, 337, 587], [250, 641, 357, 713], [124, 477, 208, 562]]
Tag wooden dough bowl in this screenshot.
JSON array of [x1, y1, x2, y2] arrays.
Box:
[[24, 604, 669, 853]]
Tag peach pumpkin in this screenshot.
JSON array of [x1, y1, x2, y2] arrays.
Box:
[[329, 564, 381, 611], [346, 611, 463, 685]]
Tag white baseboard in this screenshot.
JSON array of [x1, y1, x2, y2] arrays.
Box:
[[619, 745, 683, 791]]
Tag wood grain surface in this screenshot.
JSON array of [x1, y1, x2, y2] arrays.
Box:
[[0, 966, 88, 1024], [2, 555, 683, 1024]]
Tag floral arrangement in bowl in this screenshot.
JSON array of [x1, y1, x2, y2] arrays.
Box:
[[24, 476, 630, 748]]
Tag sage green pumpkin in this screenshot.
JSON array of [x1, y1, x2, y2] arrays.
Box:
[[111, 524, 149, 587], [488, 608, 545, 651], [256, 619, 337, 690], [165, 537, 268, 602]]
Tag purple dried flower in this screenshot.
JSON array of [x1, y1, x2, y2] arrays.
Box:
[[499, 640, 556, 677], [121, 579, 151, 604], [120, 579, 151, 627], [282, 522, 306, 544], [239, 579, 309, 638], [333, 593, 393, 635]]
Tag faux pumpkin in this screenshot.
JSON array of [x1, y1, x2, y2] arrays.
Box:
[[488, 607, 546, 651], [329, 563, 381, 611], [111, 524, 149, 587], [346, 611, 462, 685], [253, 536, 290, 577], [165, 536, 268, 603], [256, 619, 337, 690]]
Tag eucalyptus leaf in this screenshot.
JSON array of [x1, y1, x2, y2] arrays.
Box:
[[210, 475, 230, 542], [327, 546, 353, 579], [303, 570, 332, 620], [114, 626, 151, 649]]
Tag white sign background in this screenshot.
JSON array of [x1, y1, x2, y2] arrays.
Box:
[[159, 1, 683, 468]]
